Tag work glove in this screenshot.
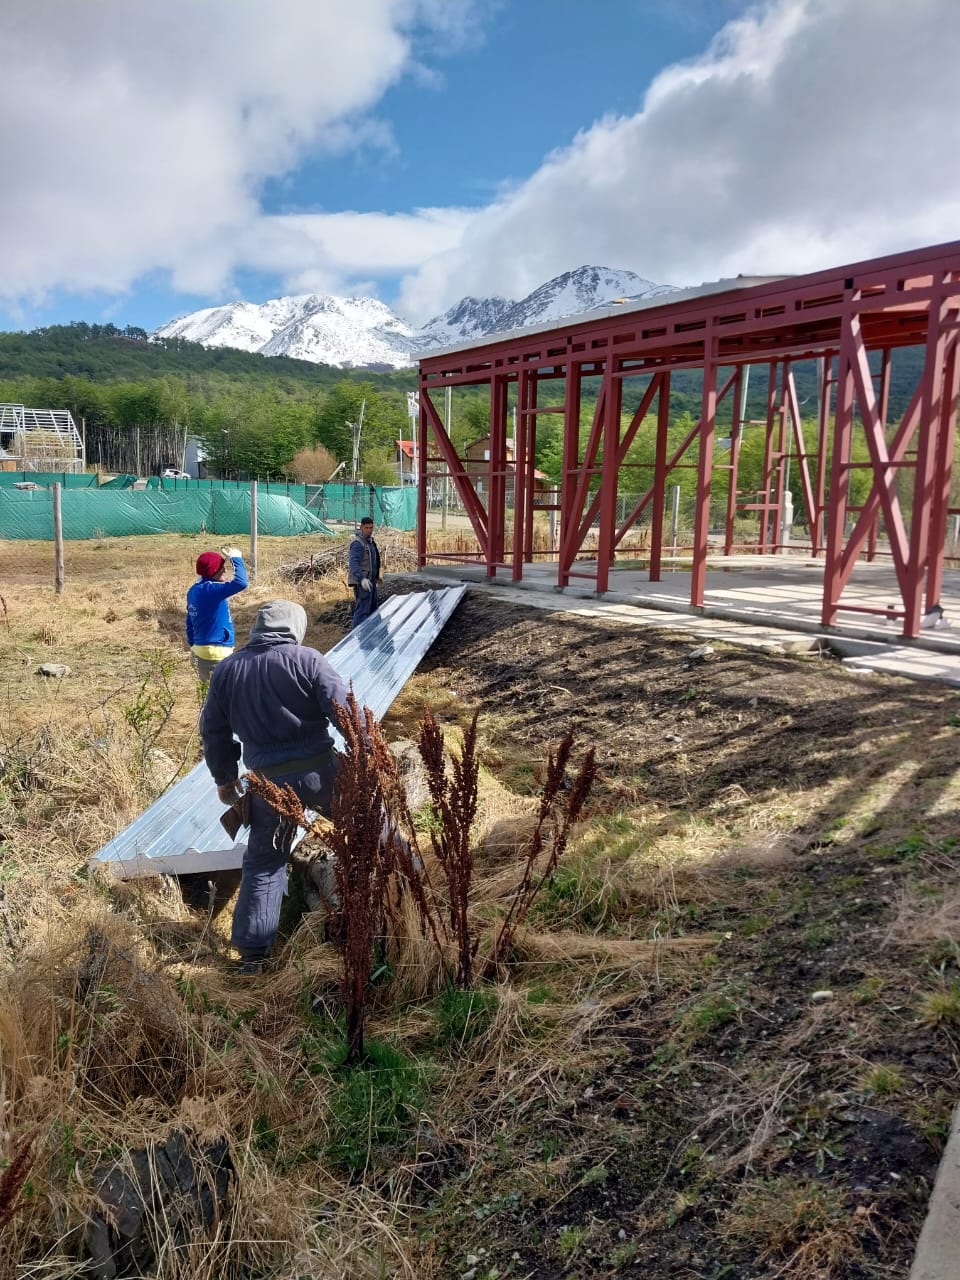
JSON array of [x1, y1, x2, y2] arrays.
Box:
[[361, 578, 372, 592], [217, 781, 244, 806], [221, 546, 244, 560]]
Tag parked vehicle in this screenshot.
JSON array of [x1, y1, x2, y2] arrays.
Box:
[[161, 468, 191, 479]]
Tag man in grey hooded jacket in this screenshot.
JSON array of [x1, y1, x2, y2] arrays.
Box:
[[200, 599, 349, 973]]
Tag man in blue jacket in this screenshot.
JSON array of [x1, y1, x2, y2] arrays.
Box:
[[200, 599, 349, 974], [347, 516, 382, 629], [185, 547, 248, 681]]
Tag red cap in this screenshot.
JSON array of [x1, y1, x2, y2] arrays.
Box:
[[196, 551, 225, 579]]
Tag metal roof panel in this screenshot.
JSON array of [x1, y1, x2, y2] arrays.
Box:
[[89, 585, 466, 878]]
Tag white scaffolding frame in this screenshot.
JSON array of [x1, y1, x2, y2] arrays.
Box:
[[0, 403, 84, 473]]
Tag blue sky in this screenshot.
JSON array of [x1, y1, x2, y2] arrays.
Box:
[[2, 0, 958, 334]]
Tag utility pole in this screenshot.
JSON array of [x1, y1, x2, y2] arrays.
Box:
[[407, 390, 419, 478], [348, 399, 366, 484]]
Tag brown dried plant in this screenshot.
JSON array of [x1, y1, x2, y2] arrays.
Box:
[[0, 1129, 38, 1232], [487, 731, 597, 975], [416, 710, 480, 987], [329, 693, 408, 1065]]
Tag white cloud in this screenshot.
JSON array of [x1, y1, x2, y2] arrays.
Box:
[[6, 0, 959, 327], [399, 0, 960, 320], [233, 207, 477, 297], [0, 0, 471, 302]]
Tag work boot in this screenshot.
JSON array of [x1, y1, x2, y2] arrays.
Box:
[[236, 948, 269, 977]]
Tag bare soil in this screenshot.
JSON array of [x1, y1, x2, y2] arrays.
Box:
[[392, 589, 960, 1280]]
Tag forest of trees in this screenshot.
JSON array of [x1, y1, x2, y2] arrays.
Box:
[[0, 323, 417, 478], [0, 322, 926, 515]]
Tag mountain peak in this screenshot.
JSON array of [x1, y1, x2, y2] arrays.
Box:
[[154, 266, 673, 369]]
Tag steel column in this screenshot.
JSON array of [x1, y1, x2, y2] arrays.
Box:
[[488, 375, 509, 576], [558, 377, 605, 587], [772, 361, 790, 553], [557, 360, 582, 588], [522, 371, 539, 565], [648, 374, 672, 582], [905, 290, 951, 633], [691, 335, 717, 607], [812, 355, 833, 557], [512, 369, 531, 581], [822, 304, 857, 626], [866, 349, 893, 561], [595, 360, 623, 594], [926, 320, 960, 608], [723, 366, 745, 555]]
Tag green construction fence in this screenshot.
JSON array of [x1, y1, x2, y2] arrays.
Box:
[[0, 488, 335, 540], [0, 471, 98, 487], [0, 475, 417, 533], [158, 479, 417, 531]]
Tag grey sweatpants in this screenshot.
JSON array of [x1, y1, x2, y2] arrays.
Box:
[[231, 760, 339, 958]]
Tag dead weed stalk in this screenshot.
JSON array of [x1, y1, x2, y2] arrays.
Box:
[[0, 1128, 38, 1232], [417, 709, 480, 986]]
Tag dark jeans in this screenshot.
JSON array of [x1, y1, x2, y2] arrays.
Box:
[[231, 759, 339, 958], [351, 582, 379, 629]]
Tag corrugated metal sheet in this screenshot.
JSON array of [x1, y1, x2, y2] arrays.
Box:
[[89, 585, 466, 879]]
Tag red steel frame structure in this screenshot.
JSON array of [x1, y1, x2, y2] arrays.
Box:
[[417, 241, 960, 639]]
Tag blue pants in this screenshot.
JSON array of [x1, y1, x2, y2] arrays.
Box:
[[232, 761, 339, 958], [351, 582, 379, 629]]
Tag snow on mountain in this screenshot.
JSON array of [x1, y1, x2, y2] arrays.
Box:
[[157, 293, 419, 369], [496, 266, 673, 333], [155, 300, 277, 351], [416, 295, 513, 348], [153, 267, 675, 369]]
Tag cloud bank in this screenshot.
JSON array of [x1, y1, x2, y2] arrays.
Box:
[[0, 0, 474, 302], [3, 0, 959, 323], [400, 0, 960, 319]]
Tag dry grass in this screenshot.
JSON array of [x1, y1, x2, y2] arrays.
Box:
[[721, 1178, 883, 1278], [0, 532, 951, 1278]]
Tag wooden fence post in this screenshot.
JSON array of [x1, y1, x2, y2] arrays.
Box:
[[250, 480, 258, 580], [53, 482, 64, 595]]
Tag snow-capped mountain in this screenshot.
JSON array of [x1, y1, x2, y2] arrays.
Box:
[[154, 266, 674, 370], [416, 294, 513, 347], [496, 267, 673, 333], [155, 293, 420, 369]]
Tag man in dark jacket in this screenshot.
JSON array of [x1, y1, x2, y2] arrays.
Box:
[[200, 599, 348, 974], [346, 516, 382, 629]]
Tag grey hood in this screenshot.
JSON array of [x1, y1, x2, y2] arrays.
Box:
[[248, 599, 307, 645]]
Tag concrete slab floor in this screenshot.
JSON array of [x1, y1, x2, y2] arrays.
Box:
[[414, 557, 960, 689]]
